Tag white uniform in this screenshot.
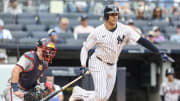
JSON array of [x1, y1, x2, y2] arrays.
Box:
[[70, 22, 141, 101], [160, 79, 180, 101]]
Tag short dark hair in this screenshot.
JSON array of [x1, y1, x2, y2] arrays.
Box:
[[80, 15, 88, 21]]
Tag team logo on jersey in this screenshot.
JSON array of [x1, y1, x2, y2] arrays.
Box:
[[38, 64, 43, 71], [117, 35, 125, 44]]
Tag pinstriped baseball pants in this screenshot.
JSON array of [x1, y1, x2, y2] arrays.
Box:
[[78, 54, 117, 101]]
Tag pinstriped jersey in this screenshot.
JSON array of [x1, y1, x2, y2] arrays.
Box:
[[160, 79, 180, 101], [82, 22, 141, 65]]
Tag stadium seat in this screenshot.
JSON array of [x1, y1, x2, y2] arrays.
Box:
[[17, 18, 37, 25], [59, 13, 79, 19], [77, 34, 89, 40], [172, 21, 180, 26], [4, 24, 23, 31], [26, 24, 47, 32], [66, 38, 84, 45], [31, 31, 49, 39], [19, 38, 38, 45], [151, 20, 169, 28], [11, 31, 28, 39], [38, 13, 57, 19], [17, 13, 36, 19], [169, 15, 180, 20], [88, 20, 104, 27], [124, 15, 136, 20], [0, 13, 16, 24], [141, 26, 153, 34], [87, 14, 102, 20], [68, 19, 79, 28], [58, 33, 74, 40], [134, 20, 150, 28], [164, 26, 177, 34], [39, 18, 58, 26], [3, 18, 15, 24]]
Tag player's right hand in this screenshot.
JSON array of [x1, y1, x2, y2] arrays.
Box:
[[14, 91, 24, 98], [80, 67, 88, 76]]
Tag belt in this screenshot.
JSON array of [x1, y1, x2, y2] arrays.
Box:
[[96, 56, 114, 66]]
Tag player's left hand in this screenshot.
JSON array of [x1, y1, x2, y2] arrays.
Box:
[[160, 53, 175, 63], [80, 67, 88, 76]]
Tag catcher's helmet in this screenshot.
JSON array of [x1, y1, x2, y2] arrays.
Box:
[[36, 38, 56, 63], [104, 4, 119, 20], [166, 68, 175, 76]]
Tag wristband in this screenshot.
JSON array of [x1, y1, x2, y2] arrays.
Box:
[[11, 83, 19, 92]]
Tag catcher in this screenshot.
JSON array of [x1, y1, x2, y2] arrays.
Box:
[[3, 38, 56, 101]]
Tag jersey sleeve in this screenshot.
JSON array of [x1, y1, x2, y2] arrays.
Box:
[[83, 30, 97, 50], [16, 55, 33, 71], [124, 25, 141, 42], [80, 30, 97, 67]]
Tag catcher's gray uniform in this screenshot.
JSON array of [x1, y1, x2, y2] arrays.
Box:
[[160, 79, 180, 101], [3, 55, 33, 101], [3, 51, 48, 101]]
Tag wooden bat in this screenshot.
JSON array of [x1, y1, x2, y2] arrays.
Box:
[[40, 71, 90, 101]]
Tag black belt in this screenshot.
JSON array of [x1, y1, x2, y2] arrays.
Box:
[[96, 56, 114, 66]]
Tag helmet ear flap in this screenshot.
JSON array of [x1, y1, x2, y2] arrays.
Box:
[[104, 14, 109, 20]]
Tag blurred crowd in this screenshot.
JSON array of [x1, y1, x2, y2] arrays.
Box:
[[0, 0, 180, 64]]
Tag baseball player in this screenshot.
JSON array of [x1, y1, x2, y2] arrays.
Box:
[[3, 38, 56, 101], [160, 68, 180, 101], [69, 5, 168, 101]]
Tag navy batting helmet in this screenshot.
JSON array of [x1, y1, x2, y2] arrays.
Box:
[[166, 68, 175, 77], [104, 5, 119, 20]]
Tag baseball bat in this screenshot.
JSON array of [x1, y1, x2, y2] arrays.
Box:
[[40, 71, 90, 101]]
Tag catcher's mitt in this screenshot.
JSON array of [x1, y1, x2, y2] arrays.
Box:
[[24, 85, 49, 101]]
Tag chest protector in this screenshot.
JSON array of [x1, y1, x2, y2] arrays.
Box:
[[19, 51, 48, 90]]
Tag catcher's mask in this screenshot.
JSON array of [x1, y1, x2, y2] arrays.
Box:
[[36, 38, 56, 63]]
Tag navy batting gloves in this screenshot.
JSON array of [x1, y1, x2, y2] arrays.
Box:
[[160, 53, 175, 63], [80, 67, 88, 76]]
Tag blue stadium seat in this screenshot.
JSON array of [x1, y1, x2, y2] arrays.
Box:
[[172, 21, 180, 27], [17, 18, 37, 25], [164, 26, 177, 34], [4, 24, 23, 31], [31, 31, 49, 39], [88, 20, 104, 27], [59, 13, 79, 19], [19, 38, 38, 45], [77, 33, 89, 40], [134, 20, 150, 28], [0, 13, 16, 24], [39, 18, 58, 26], [68, 19, 79, 28], [26, 24, 47, 32], [66, 38, 84, 45], [17, 13, 36, 19], [11, 31, 28, 39], [38, 13, 57, 19], [58, 33, 74, 40], [151, 20, 169, 28]]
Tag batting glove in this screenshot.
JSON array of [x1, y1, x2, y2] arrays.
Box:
[[160, 53, 175, 63], [80, 67, 88, 76]]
